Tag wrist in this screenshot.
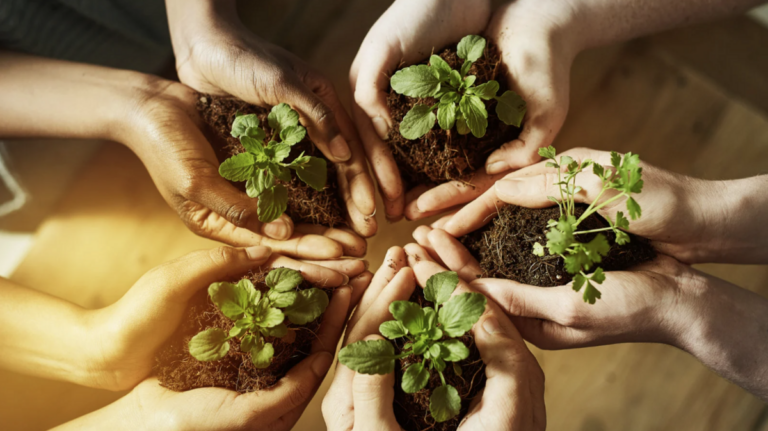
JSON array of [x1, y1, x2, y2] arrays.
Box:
[[497, 0, 587, 59]]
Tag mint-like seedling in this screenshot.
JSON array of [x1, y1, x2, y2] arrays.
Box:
[[218, 104, 327, 223], [188, 268, 329, 368], [533, 147, 644, 304], [390, 35, 526, 140], [338, 271, 486, 423]]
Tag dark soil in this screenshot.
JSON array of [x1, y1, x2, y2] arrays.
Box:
[[155, 269, 329, 392], [197, 94, 347, 227], [386, 40, 521, 189], [461, 204, 657, 286], [392, 289, 486, 431]]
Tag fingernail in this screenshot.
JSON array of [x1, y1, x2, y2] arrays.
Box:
[[495, 178, 525, 200], [386, 214, 403, 223], [263, 220, 290, 240], [246, 245, 271, 260], [311, 351, 333, 376], [482, 316, 503, 335], [329, 135, 351, 162], [372, 116, 390, 140], [341, 273, 350, 285], [486, 161, 509, 175]]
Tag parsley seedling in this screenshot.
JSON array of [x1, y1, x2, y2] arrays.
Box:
[[533, 146, 644, 304], [390, 35, 526, 140], [339, 271, 486, 423], [218, 104, 327, 223], [188, 268, 329, 368]]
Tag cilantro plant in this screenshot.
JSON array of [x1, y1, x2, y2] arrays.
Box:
[[338, 271, 486, 423], [390, 35, 526, 140], [218, 103, 327, 223], [188, 268, 329, 368], [533, 146, 644, 304]]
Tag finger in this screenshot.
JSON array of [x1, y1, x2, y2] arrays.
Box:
[[430, 212, 455, 229], [260, 232, 343, 260], [352, 335, 401, 431], [348, 271, 374, 314], [336, 164, 379, 238], [403, 243, 437, 269], [312, 286, 352, 355], [411, 225, 440, 263], [302, 258, 368, 279], [415, 171, 504, 215], [470, 278, 566, 321], [294, 224, 367, 257], [264, 254, 348, 287], [350, 247, 407, 327], [426, 229, 483, 281], [484, 136, 543, 176]]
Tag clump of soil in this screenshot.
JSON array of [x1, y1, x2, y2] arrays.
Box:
[[461, 204, 657, 286], [155, 269, 329, 392], [392, 289, 486, 431], [197, 95, 347, 227], [386, 40, 521, 189]]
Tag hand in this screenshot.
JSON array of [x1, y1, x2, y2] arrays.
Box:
[[322, 246, 546, 430], [165, 0, 377, 237], [350, 0, 492, 221], [404, 0, 580, 220]]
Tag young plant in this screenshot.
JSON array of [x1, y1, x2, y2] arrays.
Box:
[[339, 271, 487, 423], [390, 34, 527, 140], [188, 268, 329, 368], [533, 146, 644, 304], [218, 103, 327, 223]]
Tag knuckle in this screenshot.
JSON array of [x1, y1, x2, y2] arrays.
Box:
[[207, 246, 239, 267], [308, 99, 336, 131], [286, 383, 312, 409], [224, 204, 256, 229], [557, 299, 581, 327]]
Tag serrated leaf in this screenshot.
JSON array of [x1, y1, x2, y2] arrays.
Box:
[[611, 151, 622, 169], [231, 114, 260, 138], [430, 385, 461, 422], [219, 153, 256, 182], [251, 341, 275, 368], [402, 362, 430, 393], [533, 242, 545, 256], [256, 306, 285, 328], [390, 301, 427, 335], [267, 290, 298, 308], [456, 117, 470, 135], [546, 216, 575, 255], [246, 170, 274, 198], [400, 104, 436, 140], [284, 288, 329, 325], [257, 184, 288, 223], [241, 135, 266, 155], [572, 273, 586, 292], [338, 339, 397, 374], [189, 328, 229, 361], [593, 163, 605, 178], [539, 145, 557, 160], [430, 55, 452, 81], [614, 211, 630, 230], [471, 80, 499, 100], [293, 156, 327, 191], [380, 320, 408, 339], [591, 267, 606, 284], [615, 230, 630, 245], [584, 234, 610, 263], [437, 102, 457, 130], [271, 143, 291, 163], [627, 197, 642, 220], [424, 271, 458, 305], [266, 267, 304, 292], [268, 103, 300, 133], [582, 280, 602, 304], [391, 65, 441, 97], [440, 339, 470, 362], [438, 292, 486, 337], [459, 95, 487, 138], [208, 280, 257, 320], [564, 248, 591, 274], [496, 90, 527, 127], [268, 163, 292, 183], [280, 125, 306, 146], [457, 35, 486, 62]]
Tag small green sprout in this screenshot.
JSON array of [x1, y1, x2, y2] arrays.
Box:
[[533, 146, 644, 304], [390, 35, 526, 140], [218, 103, 327, 223], [338, 271, 487, 423], [188, 268, 329, 368]]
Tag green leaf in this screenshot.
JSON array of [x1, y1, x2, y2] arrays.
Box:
[[496, 90, 527, 127], [437, 102, 457, 130], [462, 75, 477, 88], [441, 91, 461, 104], [235, 317, 255, 330], [583, 234, 610, 264], [267, 289, 298, 308], [271, 143, 291, 163], [438, 292, 487, 337], [268, 164, 292, 183], [627, 197, 642, 220], [459, 95, 488, 138], [439, 339, 469, 362], [293, 156, 327, 191], [533, 242, 545, 256], [433, 356, 447, 372], [591, 267, 606, 284], [546, 216, 576, 255], [399, 104, 436, 140], [231, 113, 260, 138], [593, 163, 605, 178], [268, 103, 300, 133], [457, 35, 486, 62], [257, 184, 288, 223], [251, 341, 275, 369], [539, 146, 557, 160], [280, 125, 306, 146], [460, 60, 473, 77], [219, 153, 256, 182], [261, 322, 288, 338], [453, 362, 463, 377], [564, 248, 591, 274], [582, 280, 602, 304], [229, 325, 246, 338], [614, 211, 630, 230], [572, 273, 586, 292], [338, 339, 397, 374], [284, 288, 329, 325], [390, 301, 427, 335], [412, 337, 430, 355], [471, 80, 500, 100], [266, 267, 304, 292], [240, 333, 259, 352], [189, 328, 230, 362], [456, 117, 470, 135], [430, 55, 452, 81], [379, 320, 408, 339], [424, 307, 437, 329], [256, 306, 285, 328], [241, 136, 266, 155], [449, 70, 462, 87], [390, 65, 441, 97], [615, 229, 630, 246], [402, 362, 430, 393], [430, 385, 461, 422], [611, 151, 622, 169], [428, 343, 444, 360], [208, 280, 257, 320], [424, 271, 458, 305], [427, 326, 443, 341], [246, 170, 274, 198]]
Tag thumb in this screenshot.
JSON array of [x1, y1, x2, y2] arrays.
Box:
[[352, 335, 401, 431], [493, 167, 606, 209]]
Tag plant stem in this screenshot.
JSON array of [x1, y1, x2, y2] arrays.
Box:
[[438, 370, 446, 386], [574, 227, 615, 235]]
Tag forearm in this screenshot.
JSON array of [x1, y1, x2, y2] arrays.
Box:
[[52, 392, 140, 431]]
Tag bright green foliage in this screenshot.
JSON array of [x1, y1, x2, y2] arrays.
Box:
[[188, 268, 328, 368], [338, 271, 486, 423], [390, 35, 526, 140], [533, 146, 644, 304], [218, 104, 327, 223]]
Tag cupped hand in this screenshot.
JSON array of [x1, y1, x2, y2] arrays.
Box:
[[350, 0, 492, 221], [166, 0, 376, 236]]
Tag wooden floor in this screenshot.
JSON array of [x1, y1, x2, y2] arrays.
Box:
[[1, 3, 767, 430]]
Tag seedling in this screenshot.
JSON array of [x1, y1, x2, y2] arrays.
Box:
[[390, 34, 526, 140], [188, 268, 329, 368], [218, 104, 327, 223], [339, 271, 486, 423], [533, 146, 644, 304]]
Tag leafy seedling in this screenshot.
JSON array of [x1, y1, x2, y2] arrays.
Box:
[[338, 271, 487, 423], [533, 146, 644, 304], [188, 268, 329, 368], [390, 34, 526, 140], [218, 104, 327, 223]]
